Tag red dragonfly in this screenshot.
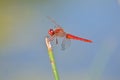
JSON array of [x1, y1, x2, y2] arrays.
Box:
[[47, 16, 92, 50]]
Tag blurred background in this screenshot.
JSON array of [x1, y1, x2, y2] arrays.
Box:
[[0, 0, 120, 80]]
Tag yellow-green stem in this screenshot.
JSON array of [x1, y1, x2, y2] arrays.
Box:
[[45, 37, 60, 80]]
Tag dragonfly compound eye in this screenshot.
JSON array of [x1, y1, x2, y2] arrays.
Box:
[[48, 29, 55, 36]]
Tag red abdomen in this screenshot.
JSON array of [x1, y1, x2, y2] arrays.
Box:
[[66, 33, 92, 43]]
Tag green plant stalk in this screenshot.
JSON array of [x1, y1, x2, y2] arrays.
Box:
[[45, 37, 60, 80]]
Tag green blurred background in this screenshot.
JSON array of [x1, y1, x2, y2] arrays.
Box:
[[0, 0, 120, 80]]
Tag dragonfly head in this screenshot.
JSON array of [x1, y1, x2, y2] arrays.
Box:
[[48, 29, 55, 36]]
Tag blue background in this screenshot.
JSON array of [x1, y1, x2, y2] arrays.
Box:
[[0, 0, 120, 80]]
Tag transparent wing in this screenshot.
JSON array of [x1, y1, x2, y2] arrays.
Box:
[[50, 36, 59, 48], [61, 37, 71, 50], [47, 16, 59, 26], [47, 16, 61, 28]]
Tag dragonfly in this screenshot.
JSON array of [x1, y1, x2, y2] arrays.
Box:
[[47, 16, 92, 50]]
